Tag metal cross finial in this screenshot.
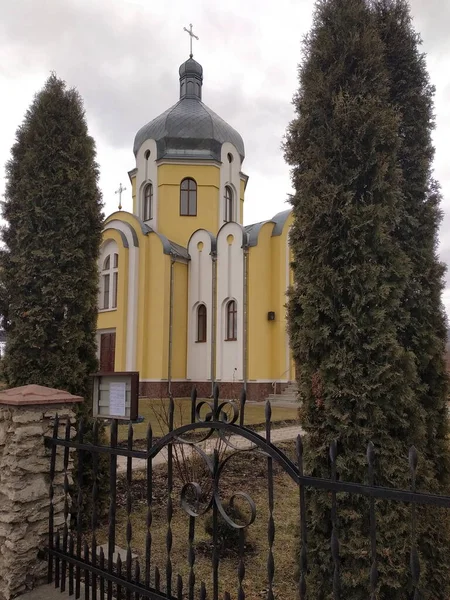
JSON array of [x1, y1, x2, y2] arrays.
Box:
[[183, 23, 199, 58], [115, 183, 126, 210]]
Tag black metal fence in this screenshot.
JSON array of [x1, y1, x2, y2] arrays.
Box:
[[45, 386, 450, 600]]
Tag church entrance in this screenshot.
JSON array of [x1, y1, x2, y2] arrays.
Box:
[[99, 332, 116, 372]]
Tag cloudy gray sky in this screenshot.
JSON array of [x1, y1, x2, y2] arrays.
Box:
[[1, 0, 449, 308]]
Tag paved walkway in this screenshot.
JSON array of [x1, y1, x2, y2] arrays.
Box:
[[117, 425, 303, 473]]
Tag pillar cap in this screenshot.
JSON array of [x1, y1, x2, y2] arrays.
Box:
[[0, 384, 84, 406]]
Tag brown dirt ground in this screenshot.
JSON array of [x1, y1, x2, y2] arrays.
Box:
[[97, 440, 300, 600]]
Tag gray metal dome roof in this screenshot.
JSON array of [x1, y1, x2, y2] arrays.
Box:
[[133, 58, 245, 162]]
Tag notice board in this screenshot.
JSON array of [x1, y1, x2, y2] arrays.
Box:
[[92, 372, 139, 421]]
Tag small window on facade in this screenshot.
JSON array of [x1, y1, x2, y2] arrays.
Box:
[[144, 150, 151, 160], [226, 300, 237, 341], [227, 153, 233, 163], [180, 178, 197, 216], [143, 183, 153, 221], [225, 186, 233, 222], [197, 304, 207, 342], [101, 252, 119, 310]]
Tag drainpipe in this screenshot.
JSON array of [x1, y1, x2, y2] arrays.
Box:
[[168, 257, 175, 396], [210, 251, 218, 397], [243, 244, 249, 392]]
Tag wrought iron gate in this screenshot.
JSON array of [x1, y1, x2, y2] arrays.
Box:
[[45, 386, 450, 599]]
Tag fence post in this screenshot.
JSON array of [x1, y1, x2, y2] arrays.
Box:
[[0, 384, 83, 599]]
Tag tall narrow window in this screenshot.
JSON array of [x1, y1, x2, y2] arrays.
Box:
[[225, 186, 233, 222], [180, 178, 197, 216], [197, 304, 207, 342], [226, 300, 237, 341], [143, 183, 153, 221], [100, 252, 119, 310]]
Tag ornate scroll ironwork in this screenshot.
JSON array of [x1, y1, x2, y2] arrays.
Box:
[[44, 384, 450, 600]]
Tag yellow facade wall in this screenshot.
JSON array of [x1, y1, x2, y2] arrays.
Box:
[[171, 261, 188, 380], [157, 163, 220, 246], [97, 229, 129, 371], [270, 213, 294, 382], [246, 213, 294, 383], [141, 237, 171, 381], [247, 223, 274, 381]]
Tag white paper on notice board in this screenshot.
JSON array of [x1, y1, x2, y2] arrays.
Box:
[[110, 382, 126, 417]]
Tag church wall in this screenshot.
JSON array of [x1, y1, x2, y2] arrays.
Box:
[[140, 236, 172, 382], [157, 163, 220, 247], [240, 179, 245, 224], [216, 223, 245, 383], [218, 143, 243, 229], [247, 223, 274, 381], [171, 260, 189, 380], [135, 232, 150, 379], [102, 216, 141, 371], [187, 231, 215, 382], [97, 231, 129, 371], [270, 214, 295, 384]]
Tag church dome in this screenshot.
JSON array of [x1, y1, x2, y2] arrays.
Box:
[[133, 58, 245, 162]]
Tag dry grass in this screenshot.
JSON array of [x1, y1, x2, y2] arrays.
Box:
[[117, 398, 299, 442], [97, 441, 300, 599]]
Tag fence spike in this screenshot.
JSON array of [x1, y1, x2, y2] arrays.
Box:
[[409, 446, 418, 474], [213, 383, 220, 418], [177, 574, 183, 600], [409, 446, 420, 598], [367, 442, 377, 599], [169, 394, 175, 432], [200, 581, 207, 600], [265, 400, 272, 442], [191, 387, 197, 424], [329, 439, 338, 463], [239, 387, 246, 426]]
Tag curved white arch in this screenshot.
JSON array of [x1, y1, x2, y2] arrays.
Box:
[[103, 220, 140, 370]]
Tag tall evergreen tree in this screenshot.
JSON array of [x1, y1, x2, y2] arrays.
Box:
[[373, 0, 450, 591], [0, 74, 103, 402], [284, 0, 447, 596], [373, 0, 450, 486]]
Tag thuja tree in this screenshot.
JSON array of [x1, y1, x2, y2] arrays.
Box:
[[0, 74, 107, 521], [0, 73, 103, 397], [373, 0, 450, 590], [374, 0, 450, 486], [284, 0, 439, 597]]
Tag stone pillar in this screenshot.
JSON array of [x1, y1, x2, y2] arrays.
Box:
[[0, 385, 83, 599]]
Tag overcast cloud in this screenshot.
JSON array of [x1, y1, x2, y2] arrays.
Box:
[[1, 0, 449, 310]]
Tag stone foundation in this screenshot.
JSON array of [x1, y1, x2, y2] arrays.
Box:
[[0, 385, 82, 600], [139, 381, 290, 402]]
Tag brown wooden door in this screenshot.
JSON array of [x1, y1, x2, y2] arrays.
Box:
[[100, 333, 116, 372]]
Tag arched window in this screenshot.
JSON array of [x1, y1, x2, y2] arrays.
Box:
[[226, 300, 237, 341], [180, 178, 197, 216], [143, 183, 153, 221], [197, 304, 207, 343], [224, 186, 234, 222], [101, 252, 119, 310]]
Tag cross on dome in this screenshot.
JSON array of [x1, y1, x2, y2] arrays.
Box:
[[183, 23, 199, 58]]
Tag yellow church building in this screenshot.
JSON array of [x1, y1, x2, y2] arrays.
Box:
[[97, 54, 294, 400]]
